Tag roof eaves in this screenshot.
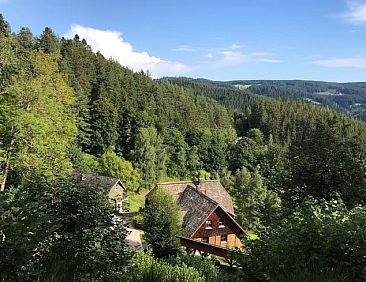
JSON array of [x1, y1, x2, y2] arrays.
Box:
[[217, 206, 247, 235]]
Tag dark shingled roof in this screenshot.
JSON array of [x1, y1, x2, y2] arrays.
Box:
[[177, 186, 218, 237], [154, 181, 196, 202], [74, 173, 121, 191], [148, 180, 234, 215], [198, 180, 234, 215]]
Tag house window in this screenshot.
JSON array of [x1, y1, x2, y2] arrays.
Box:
[[221, 235, 227, 242], [219, 219, 225, 228], [205, 220, 212, 229], [202, 237, 209, 243]]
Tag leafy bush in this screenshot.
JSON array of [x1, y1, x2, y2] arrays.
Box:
[[133, 214, 144, 229], [127, 251, 205, 282], [0, 175, 131, 281], [163, 252, 219, 282], [240, 197, 366, 281]]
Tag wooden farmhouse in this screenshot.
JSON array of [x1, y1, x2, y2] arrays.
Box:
[[146, 179, 246, 258], [75, 173, 129, 213]]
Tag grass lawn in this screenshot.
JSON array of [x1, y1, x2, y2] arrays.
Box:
[[128, 190, 148, 213]]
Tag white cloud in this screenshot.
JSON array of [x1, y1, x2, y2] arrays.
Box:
[[313, 58, 366, 68], [257, 58, 283, 63], [173, 45, 197, 52], [344, 0, 366, 24], [218, 51, 249, 66], [251, 52, 272, 57], [63, 25, 193, 77], [229, 43, 244, 50], [206, 53, 213, 58], [217, 50, 282, 66]]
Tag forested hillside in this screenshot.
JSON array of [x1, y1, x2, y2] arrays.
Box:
[[1, 14, 366, 281], [165, 77, 366, 120], [164, 77, 366, 206]]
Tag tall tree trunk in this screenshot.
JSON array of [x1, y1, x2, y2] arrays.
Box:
[[0, 159, 9, 191], [1, 132, 16, 192]]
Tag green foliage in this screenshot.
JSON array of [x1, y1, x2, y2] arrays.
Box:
[[2, 17, 366, 280], [16, 27, 34, 50], [286, 116, 366, 208], [0, 174, 130, 281], [99, 150, 140, 192], [133, 127, 167, 189], [143, 189, 181, 258], [127, 251, 212, 282], [0, 50, 77, 189], [37, 27, 60, 54], [0, 35, 18, 91], [163, 252, 219, 282], [0, 14, 10, 37], [228, 129, 267, 172], [70, 146, 100, 173], [162, 128, 189, 178], [133, 214, 144, 229], [270, 266, 350, 282], [233, 166, 281, 230], [240, 197, 366, 281], [197, 169, 212, 180]]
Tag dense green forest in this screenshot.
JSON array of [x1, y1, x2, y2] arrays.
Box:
[[1, 15, 366, 281], [165, 77, 366, 120]]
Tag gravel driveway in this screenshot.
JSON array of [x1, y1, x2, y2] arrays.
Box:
[[125, 218, 144, 251]]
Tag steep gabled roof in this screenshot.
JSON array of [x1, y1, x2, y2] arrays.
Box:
[[177, 186, 218, 237], [73, 173, 124, 191], [177, 186, 246, 238], [148, 180, 234, 215], [149, 181, 195, 202], [198, 180, 234, 215]]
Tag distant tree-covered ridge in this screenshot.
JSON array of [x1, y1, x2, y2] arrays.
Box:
[[164, 77, 366, 120]]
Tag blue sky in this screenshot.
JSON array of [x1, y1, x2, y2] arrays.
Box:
[[1, 0, 366, 81]]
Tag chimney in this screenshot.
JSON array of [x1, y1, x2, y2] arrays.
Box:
[[197, 177, 205, 189]]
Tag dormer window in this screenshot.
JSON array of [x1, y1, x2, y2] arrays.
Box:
[[205, 220, 212, 229]]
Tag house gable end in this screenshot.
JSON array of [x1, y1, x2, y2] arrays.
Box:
[[191, 206, 245, 239]]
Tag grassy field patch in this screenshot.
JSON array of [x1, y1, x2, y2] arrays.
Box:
[[128, 190, 148, 213]]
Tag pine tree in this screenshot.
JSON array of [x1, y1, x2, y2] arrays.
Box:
[[16, 27, 34, 49], [0, 14, 10, 37], [37, 27, 60, 54], [234, 166, 281, 230], [133, 127, 166, 189]]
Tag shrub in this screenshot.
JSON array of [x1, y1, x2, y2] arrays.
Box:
[[128, 251, 205, 282], [239, 197, 366, 281], [142, 189, 181, 258], [133, 214, 144, 229], [163, 252, 219, 282]]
